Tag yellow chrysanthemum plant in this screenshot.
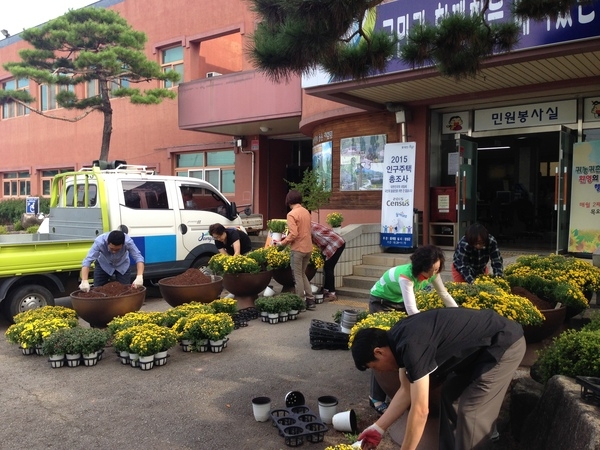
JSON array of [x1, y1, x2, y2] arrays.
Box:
[[106, 311, 165, 337], [504, 254, 600, 315], [265, 244, 324, 270], [415, 278, 544, 326], [326, 212, 344, 228], [127, 323, 177, 357], [6, 317, 79, 349], [347, 310, 408, 348], [5, 306, 79, 349]]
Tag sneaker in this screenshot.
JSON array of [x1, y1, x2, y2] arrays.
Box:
[[324, 292, 337, 301], [305, 298, 316, 310]]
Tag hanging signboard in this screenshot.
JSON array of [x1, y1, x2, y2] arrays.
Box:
[[380, 142, 416, 249], [568, 141, 600, 254]]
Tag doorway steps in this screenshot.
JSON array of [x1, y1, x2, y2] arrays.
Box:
[[336, 251, 457, 300]]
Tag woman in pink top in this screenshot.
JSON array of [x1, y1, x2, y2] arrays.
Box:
[[280, 190, 315, 309]]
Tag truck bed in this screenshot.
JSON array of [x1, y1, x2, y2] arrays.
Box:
[[0, 235, 93, 277]]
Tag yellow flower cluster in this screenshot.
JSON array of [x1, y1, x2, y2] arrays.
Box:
[[415, 280, 544, 326], [128, 323, 177, 357], [13, 305, 77, 323], [506, 254, 600, 293], [6, 316, 78, 348], [326, 212, 344, 227], [348, 310, 407, 348], [325, 445, 355, 450], [107, 311, 164, 336], [223, 255, 261, 273], [175, 312, 234, 342], [264, 244, 324, 269]]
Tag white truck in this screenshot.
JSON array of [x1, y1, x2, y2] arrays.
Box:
[[0, 163, 244, 321]]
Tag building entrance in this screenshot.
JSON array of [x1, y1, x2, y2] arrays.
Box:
[[472, 131, 564, 253]]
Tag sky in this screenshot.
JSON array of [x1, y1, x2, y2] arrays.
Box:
[[1, 0, 98, 36]]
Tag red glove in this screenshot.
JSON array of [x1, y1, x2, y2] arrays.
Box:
[[358, 423, 384, 449]]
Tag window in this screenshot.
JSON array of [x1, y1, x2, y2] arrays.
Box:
[[64, 184, 97, 207], [122, 181, 169, 210], [41, 168, 74, 196], [161, 46, 184, 88], [40, 84, 74, 111], [180, 185, 229, 217], [175, 151, 235, 193], [3, 171, 31, 197], [85, 78, 130, 99], [2, 78, 30, 118]]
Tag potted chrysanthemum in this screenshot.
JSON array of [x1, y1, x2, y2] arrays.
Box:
[[198, 312, 234, 352], [128, 323, 177, 369], [208, 253, 273, 309], [326, 212, 344, 229], [267, 244, 324, 288], [504, 254, 599, 318]]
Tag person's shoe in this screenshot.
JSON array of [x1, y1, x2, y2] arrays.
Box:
[[324, 292, 337, 301], [305, 298, 316, 310], [369, 398, 388, 415]]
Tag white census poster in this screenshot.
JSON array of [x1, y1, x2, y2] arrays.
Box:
[[380, 142, 416, 249]]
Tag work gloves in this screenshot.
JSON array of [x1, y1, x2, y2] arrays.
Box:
[[79, 280, 90, 292], [133, 275, 144, 288]]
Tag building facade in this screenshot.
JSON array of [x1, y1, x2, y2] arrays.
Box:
[[2, 0, 600, 254]]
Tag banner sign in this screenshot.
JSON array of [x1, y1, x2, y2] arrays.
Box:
[[380, 142, 416, 248], [568, 141, 600, 254], [303, 1, 600, 87]]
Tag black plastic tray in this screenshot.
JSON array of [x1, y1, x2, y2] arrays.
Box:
[[576, 376, 600, 405], [270, 405, 328, 447]]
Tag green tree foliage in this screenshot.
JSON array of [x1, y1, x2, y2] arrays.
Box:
[[249, 0, 595, 80], [287, 168, 331, 215], [0, 8, 180, 161]]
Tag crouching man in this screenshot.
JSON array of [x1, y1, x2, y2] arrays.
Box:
[[351, 308, 525, 450]]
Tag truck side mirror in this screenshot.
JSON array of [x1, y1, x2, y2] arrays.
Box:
[[229, 202, 238, 221]]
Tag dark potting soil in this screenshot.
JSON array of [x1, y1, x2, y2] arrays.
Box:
[[511, 286, 554, 310], [73, 281, 143, 298], [160, 268, 213, 285]]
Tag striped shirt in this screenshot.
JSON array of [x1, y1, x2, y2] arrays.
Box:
[[310, 222, 345, 259]]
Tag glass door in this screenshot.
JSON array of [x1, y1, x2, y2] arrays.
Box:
[[455, 135, 478, 239], [555, 126, 575, 253]]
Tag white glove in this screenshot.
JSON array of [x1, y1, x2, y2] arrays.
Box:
[[79, 280, 90, 292], [132, 275, 144, 288]]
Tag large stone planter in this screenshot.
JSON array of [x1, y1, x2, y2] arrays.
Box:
[[523, 306, 567, 343], [158, 275, 223, 307], [222, 270, 273, 309], [70, 286, 146, 327]]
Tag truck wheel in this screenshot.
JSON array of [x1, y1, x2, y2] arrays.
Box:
[[192, 255, 212, 272], [3, 285, 55, 321]]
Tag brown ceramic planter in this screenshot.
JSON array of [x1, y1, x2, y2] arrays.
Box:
[[523, 306, 566, 343], [158, 276, 223, 307], [70, 287, 146, 328], [222, 270, 273, 309], [272, 265, 317, 287]]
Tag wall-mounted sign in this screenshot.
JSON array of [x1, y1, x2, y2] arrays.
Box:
[[583, 97, 600, 123], [442, 111, 470, 134], [340, 134, 386, 191], [312, 141, 332, 191], [474, 99, 577, 131]]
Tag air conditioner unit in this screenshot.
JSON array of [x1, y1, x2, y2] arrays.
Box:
[[206, 72, 222, 78]]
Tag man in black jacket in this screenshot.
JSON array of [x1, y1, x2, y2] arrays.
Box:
[[351, 308, 525, 450]]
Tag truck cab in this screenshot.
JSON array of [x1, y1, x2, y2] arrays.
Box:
[[51, 164, 244, 281]]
